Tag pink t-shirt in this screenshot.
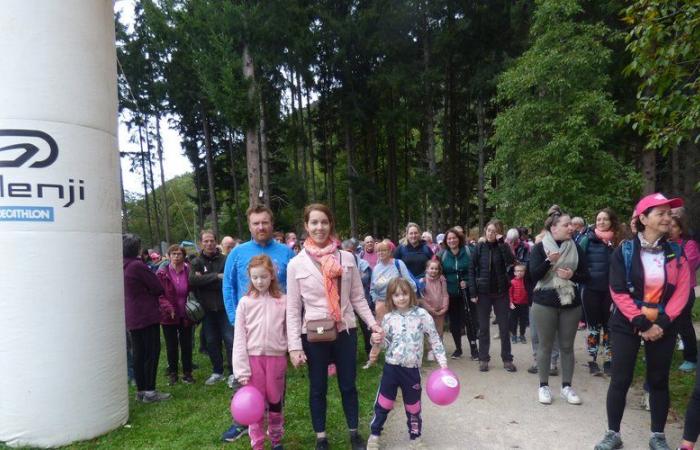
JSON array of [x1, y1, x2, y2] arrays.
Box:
[[641, 250, 665, 303]]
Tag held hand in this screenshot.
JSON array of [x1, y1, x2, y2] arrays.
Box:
[[546, 251, 561, 264], [370, 324, 384, 335], [290, 350, 307, 368], [239, 377, 249, 385], [439, 362, 448, 369], [640, 324, 664, 341], [556, 267, 573, 280], [371, 332, 383, 344]]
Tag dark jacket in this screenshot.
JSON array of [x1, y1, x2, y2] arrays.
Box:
[[527, 241, 589, 309], [189, 249, 226, 312], [123, 257, 164, 331], [440, 247, 471, 296], [609, 236, 691, 335], [579, 229, 615, 292], [468, 241, 514, 296], [394, 241, 434, 278]]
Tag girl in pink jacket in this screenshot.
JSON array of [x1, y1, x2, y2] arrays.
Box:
[[232, 255, 288, 450]]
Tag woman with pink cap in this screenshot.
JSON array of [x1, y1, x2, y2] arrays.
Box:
[[595, 193, 692, 450]]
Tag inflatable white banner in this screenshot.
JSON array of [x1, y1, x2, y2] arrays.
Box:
[[0, 1, 128, 447]]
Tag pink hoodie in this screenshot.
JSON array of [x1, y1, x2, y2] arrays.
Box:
[[232, 293, 288, 380]]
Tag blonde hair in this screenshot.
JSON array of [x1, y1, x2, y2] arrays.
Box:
[[385, 278, 418, 312]]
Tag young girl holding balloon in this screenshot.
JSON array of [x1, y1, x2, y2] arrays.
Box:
[[231, 255, 288, 450], [367, 277, 450, 450]]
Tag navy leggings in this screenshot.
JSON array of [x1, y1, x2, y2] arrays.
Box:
[[370, 363, 422, 440], [302, 328, 359, 432]]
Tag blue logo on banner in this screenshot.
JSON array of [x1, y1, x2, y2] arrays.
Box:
[[0, 206, 54, 222]]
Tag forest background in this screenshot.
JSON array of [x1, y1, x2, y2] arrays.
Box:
[[116, 0, 700, 247]]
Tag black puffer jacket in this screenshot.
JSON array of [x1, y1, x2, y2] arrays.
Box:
[[580, 229, 614, 292], [468, 241, 514, 296], [188, 249, 226, 312]]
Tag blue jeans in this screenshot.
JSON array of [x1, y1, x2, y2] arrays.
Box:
[[203, 309, 234, 374], [302, 328, 359, 432]]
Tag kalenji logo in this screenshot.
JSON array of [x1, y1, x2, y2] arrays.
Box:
[[0, 129, 85, 221], [0, 129, 59, 168]]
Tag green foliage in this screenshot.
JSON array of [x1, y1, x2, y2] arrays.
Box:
[[623, 1, 700, 153], [489, 0, 641, 227]]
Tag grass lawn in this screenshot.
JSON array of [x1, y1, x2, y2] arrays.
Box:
[[58, 331, 382, 450]]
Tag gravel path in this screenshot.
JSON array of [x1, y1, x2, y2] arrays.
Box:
[[375, 320, 686, 450]]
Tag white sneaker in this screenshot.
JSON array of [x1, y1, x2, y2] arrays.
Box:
[[205, 373, 224, 386], [561, 386, 582, 405], [678, 339, 685, 351], [538, 386, 552, 404], [366, 435, 380, 450], [427, 351, 435, 361]]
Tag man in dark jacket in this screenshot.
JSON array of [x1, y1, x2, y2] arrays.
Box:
[[189, 229, 232, 385]]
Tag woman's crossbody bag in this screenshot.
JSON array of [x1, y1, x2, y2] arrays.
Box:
[[306, 254, 342, 343]]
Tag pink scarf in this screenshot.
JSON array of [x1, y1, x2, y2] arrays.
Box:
[[595, 228, 615, 245], [303, 238, 343, 323]]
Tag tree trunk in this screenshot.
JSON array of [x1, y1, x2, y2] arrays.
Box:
[[306, 86, 317, 201], [137, 119, 154, 245], [296, 71, 308, 202], [422, 1, 438, 234], [345, 119, 357, 237], [143, 116, 161, 245], [387, 101, 399, 241], [641, 148, 656, 194], [259, 92, 270, 207], [671, 147, 680, 194], [243, 44, 262, 206], [155, 111, 171, 244], [476, 100, 486, 232], [201, 113, 220, 238], [228, 133, 243, 237], [683, 139, 699, 235], [289, 68, 300, 178]]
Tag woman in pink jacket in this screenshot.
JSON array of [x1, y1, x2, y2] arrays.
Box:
[[286, 203, 383, 450], [232, 255, 288, 450], [157, 244, 193, 386]]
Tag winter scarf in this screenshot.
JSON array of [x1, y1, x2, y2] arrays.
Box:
[[534, 231, 579, 306], [304, 238, 344, 323]]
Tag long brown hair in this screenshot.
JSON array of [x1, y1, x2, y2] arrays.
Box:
[[247, 255, 282, 298], [303, 203, 336, 237], [385, 278, 418, 312]]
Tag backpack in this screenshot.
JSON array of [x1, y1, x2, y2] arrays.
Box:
[[619, 239, 682, 314], [394, 258, 424, 296]]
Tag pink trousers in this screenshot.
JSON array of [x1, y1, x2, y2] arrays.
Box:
[[248, 355, 287, 450]]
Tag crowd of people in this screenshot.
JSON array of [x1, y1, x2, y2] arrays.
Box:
[[122, 192, 699, 450]]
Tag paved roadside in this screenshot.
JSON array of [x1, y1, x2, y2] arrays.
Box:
[[375, 321, 686, 449]]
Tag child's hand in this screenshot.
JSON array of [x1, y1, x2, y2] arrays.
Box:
[[239, 377, 249, 385], [440, 363, 448, 369], [510, 302, 515, 310], [371, 332, 383, 344]]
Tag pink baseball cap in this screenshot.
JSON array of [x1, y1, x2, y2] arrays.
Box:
[[633, 193, 683, 218]]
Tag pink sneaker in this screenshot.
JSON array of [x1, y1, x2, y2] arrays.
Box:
[[328, 363, 337, 377]]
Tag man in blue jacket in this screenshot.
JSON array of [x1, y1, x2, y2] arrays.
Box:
[[220, 204, 294, 443]]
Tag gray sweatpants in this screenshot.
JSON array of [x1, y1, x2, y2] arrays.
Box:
[[530, 306, 559, 366], [531, 303, 581, 386]]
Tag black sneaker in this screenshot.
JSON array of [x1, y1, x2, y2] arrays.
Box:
[[470, 352, 480, 361], [479, 361, 489, 372], [589, 361, 602, 376], [519, 335, 527, 344], [504, 361, 517, 372], [527, 364, 538, 374], [315, 437, 330, 450], [350, 431, 366, 450], [450, 350, 463, 359]]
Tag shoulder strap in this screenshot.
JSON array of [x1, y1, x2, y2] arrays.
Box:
[[621, 240, 634, 294]]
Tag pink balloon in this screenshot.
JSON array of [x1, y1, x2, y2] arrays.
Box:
[[425, 368, 460, 406], [230, 386, 265, 425]]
